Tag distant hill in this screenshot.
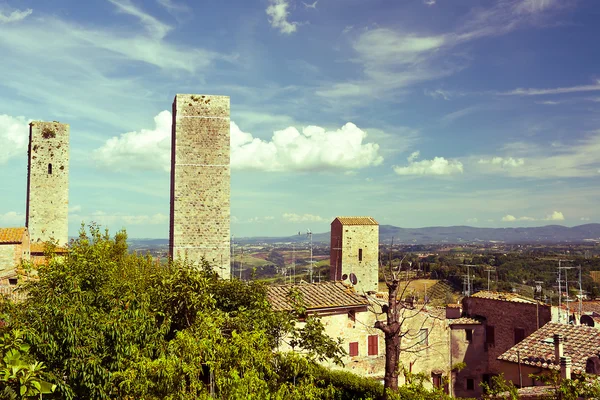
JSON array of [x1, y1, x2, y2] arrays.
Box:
[[233, 223, 600, 245], [128, 223, 600, 246]]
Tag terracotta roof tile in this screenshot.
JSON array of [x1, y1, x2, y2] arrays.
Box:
[[0, 228, 26, 244], [498, 322, 600, 373], [471, 290, 539, 304], [267, 281, 369, 312], [449, 317, 483, 325], [333, 217, 379, 226]]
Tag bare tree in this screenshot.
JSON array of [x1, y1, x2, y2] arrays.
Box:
[[372, 252, 443, 399]]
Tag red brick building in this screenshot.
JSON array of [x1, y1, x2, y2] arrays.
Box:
[[451, 291, 552, 398]]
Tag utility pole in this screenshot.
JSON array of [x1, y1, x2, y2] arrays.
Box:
[[231, 235, 235, 281], [460, 264, 479, 296], [557, 259, 574, 324], [240, 247, 244, 280], [485, 267, 494, 291], [306, 229, 313, 283]]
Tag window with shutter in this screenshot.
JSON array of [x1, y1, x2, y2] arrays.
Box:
[[368, 335, 378, 355], [349, 342, 359, 357]]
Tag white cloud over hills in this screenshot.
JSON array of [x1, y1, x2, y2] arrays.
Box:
[[502, 211, 565, 222], [94, 111, 383, 173]]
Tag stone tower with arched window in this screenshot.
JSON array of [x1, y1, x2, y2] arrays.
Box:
[[26, 121, 69, 245]]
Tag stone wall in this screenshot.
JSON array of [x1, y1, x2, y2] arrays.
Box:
[[26, 121, 69, 245], [450, 323, 487, 398], [330, 219, 379, 294], [169, 94, 230, 278], [0, 230, 30, 272]]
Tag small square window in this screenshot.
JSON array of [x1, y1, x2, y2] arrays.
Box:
[[466, 378, 474, 391], [466, 329, 473, 343], [514, 328, 525, 344]]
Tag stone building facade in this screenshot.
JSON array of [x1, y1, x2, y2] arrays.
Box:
[[0, 228, 30, 272], [169, 94, 230, 278], [267, 282, 451, 389], [330, 217, 379, 294], [26, 121, 69, 245]]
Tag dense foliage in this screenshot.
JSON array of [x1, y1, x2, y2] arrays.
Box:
[[0, 225, 465, 399]]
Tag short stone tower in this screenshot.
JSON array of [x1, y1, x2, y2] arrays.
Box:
[[26, 121, 69, 245], [330, 217, 379, 294], [169, 94, 231, 279]]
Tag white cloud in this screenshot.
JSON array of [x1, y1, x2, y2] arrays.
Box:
[[0, 114, 30, 164], [302, 1, 317, 9], [94, 112, 383, 172], [442, 106, 479, 123], [501, 211, 564, 222], [93, 110, 171, 172], [467, 218, 478, 223], [266, 0, 298, 35], [502, 214, 535, 222], [0, 211, 25, 226], [514, 0, 560, 14], [501, 81, 600, 96], [156, 0, 190, 15], [536, 100, 560, 105], [282, 213, 324, 222], [393, 151, 463, 176], [478, 157, 525, 168], [69, 205, 82, 214], [424, 0, 436, 6], [477, 133, 600, 178], [72, 210, 168, 226], [108, 0, 171, 39], [544, 211, 564, 221], [581, 217, 590, 221], [425, 89, 451, 100], [231, 121, 383, 171], [0, 8, 32, 23]]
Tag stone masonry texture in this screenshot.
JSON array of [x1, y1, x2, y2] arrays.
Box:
[[26, 122, 69, 245], [330, 218, 379, 294], [169, 94, 230, 279]]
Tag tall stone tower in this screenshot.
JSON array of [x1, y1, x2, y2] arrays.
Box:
[[26, 121, 69, 245], [330, 217, 379, 294], [169, 94, 231, 279]]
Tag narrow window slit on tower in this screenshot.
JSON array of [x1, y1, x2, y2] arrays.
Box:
[[48, 163, 52, 174], [358, 248, 363, 261]]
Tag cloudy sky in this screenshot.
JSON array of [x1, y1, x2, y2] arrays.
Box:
[[1, 0, 599, 238]]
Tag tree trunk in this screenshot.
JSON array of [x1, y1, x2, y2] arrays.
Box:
[[382, 330, 400, 396]]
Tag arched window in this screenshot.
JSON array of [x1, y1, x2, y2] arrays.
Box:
[[48, 163, 52, 174]]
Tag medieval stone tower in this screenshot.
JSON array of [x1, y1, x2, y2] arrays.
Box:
[[330, 217, 379, 294], [26, 121, 69, 245], [169, 94, 231, 279]]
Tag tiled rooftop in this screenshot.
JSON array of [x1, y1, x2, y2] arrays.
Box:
[[267, 281, 369, 312], [449, 317, 483, 325], [498, 322, 600, 373], [333, 216, 379, 226], [471, 290, 539, 304], [0, 228, 26, 244]]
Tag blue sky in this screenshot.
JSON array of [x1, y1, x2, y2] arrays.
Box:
[[1, 0, 599, 238]]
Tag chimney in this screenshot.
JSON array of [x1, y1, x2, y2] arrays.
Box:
[[446, 304, 462, 319], [560, 356, 572, 380], [554, 334, 563, 363]]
